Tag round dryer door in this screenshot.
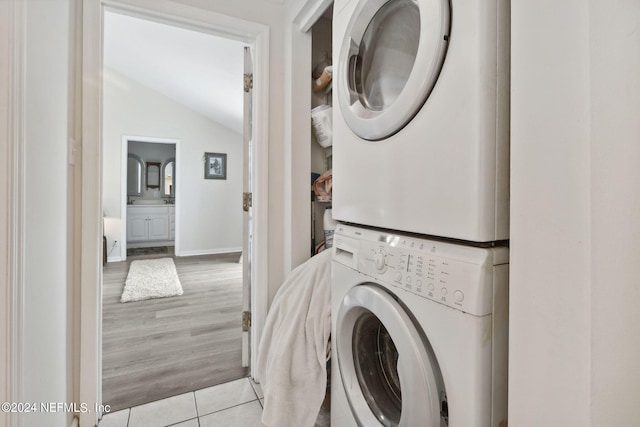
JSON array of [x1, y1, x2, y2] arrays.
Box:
[[338, 0, 450, 141], [336, 284, 446, 427]]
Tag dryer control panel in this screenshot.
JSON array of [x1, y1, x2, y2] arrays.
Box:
[[333, 224, 508, 316]]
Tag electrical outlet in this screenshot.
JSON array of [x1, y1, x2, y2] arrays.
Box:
[[114, 240, 119, 248]]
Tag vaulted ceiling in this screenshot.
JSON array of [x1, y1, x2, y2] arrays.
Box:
[[104, 11, 246, 134]]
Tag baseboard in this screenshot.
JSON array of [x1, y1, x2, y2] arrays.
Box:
[[107, 255, 123, 263], [178, 247, 242, 257], [126, 241, 175, 249]]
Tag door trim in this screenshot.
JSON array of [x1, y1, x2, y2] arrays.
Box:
[[1, 0, 26, 424], [294, 0, 334, 32], [80, 1, 270, 425], [119, 135, 181, 261], [284, 0, 334, 273]]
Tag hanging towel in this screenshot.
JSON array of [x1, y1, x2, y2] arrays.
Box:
[[256, 249, 333, 427]]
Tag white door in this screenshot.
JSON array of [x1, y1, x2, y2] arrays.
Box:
[[241, 46, 254, 367], [337, 0, 450, 140], [336, 284, 446, 426]]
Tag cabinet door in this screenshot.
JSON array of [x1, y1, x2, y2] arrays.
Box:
[[127, 216, 149, 242], [148, 215, 169, 240]]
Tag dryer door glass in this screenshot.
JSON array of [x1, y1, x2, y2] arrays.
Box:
[[355, 0, 419, 111], [339, 0, 450, 141]]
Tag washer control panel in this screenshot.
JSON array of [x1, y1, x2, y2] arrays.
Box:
[[333, 224, 508, 316]]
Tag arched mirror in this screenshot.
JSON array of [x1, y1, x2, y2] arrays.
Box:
[[127, 154, 144, 196], [161, 158, 175, 198]]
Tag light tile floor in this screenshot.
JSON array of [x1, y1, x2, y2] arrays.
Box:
[[98, 378, 266, 427]]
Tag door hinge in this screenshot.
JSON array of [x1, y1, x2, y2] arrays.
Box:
[[242, 310, 251, 332], [244, 73, 253, 93], [243, 192, 252, 212]]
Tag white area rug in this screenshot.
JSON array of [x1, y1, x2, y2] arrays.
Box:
[[121, 258, 183, 303]]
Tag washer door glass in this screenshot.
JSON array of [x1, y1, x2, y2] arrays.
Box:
[[353, 312, 402, 425], [336, 284, 445, 426], [338, 0, 450, 141]]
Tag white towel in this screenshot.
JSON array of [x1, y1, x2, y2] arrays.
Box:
[[256, 249, 333, 427]]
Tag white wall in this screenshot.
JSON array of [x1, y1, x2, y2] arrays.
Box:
[[22, 0, 74, 426], [589, 0, 640, 422], [103, 69, 243, 259], [510, 0, 640, 425]]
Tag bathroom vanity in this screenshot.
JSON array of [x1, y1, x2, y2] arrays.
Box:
[[127, 205, 175, 246]]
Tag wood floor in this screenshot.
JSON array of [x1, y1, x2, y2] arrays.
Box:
[[102, 251, 248, 412]]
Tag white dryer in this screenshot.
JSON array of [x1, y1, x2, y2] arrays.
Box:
[[331, 224, 509, 426], [332, 0, 510, 243]]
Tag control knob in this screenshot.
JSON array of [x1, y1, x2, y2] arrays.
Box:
[[374, 250, 387, 272]]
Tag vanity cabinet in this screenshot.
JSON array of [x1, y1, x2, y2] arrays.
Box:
[[169, 208, 176, 240], [127, 206, 175, 243]]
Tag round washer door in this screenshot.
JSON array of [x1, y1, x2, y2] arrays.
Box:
[[338, 0, 450, 141], [336, 284, 445, 427]]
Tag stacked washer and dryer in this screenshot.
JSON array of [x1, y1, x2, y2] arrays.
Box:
[[330, 0, 510, 426]]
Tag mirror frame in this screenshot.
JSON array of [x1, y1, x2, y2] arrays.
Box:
[[146, 161, 161, 189]]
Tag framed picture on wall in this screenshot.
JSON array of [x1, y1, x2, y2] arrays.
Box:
[[204, 152, 227, 180]]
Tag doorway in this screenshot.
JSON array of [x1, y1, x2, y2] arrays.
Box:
[[80, 2, 270, 424], [102, 9, 248, 410], [116, 136, 180, 259]]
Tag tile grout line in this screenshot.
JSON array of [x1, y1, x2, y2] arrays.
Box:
[[249, 377, 262, 401], [166, 417, 200, 427], [193, 390, 200, 424], [251, 378, 264, 408], [117, 379, 259, 426], [165, 417, 200, 427], [249, 378, 258, 401], [196, 398, 260, 419]]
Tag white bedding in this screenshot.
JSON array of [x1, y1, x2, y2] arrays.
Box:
[[256, 249, 333, 427]]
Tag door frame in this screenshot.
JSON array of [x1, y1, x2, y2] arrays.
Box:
[[80, 1, 270, 425], [120, 135, 181, 260]]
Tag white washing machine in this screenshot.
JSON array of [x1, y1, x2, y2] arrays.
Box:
[[331, 224, 509, 426], [332, 0, 510, 243]]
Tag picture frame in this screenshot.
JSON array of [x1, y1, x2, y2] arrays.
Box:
[[204, 152, 227, 180]]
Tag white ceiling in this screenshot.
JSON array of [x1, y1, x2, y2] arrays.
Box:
[[104, 11, 246, 134]]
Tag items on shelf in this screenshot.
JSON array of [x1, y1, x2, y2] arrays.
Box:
[[313, 65, 333, 93], [313, 169, 333, 202], [311, 104, 333, 148], [323, 206, 337, 249]]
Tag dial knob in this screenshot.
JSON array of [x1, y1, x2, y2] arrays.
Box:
[[374, 250, 387, 272]]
